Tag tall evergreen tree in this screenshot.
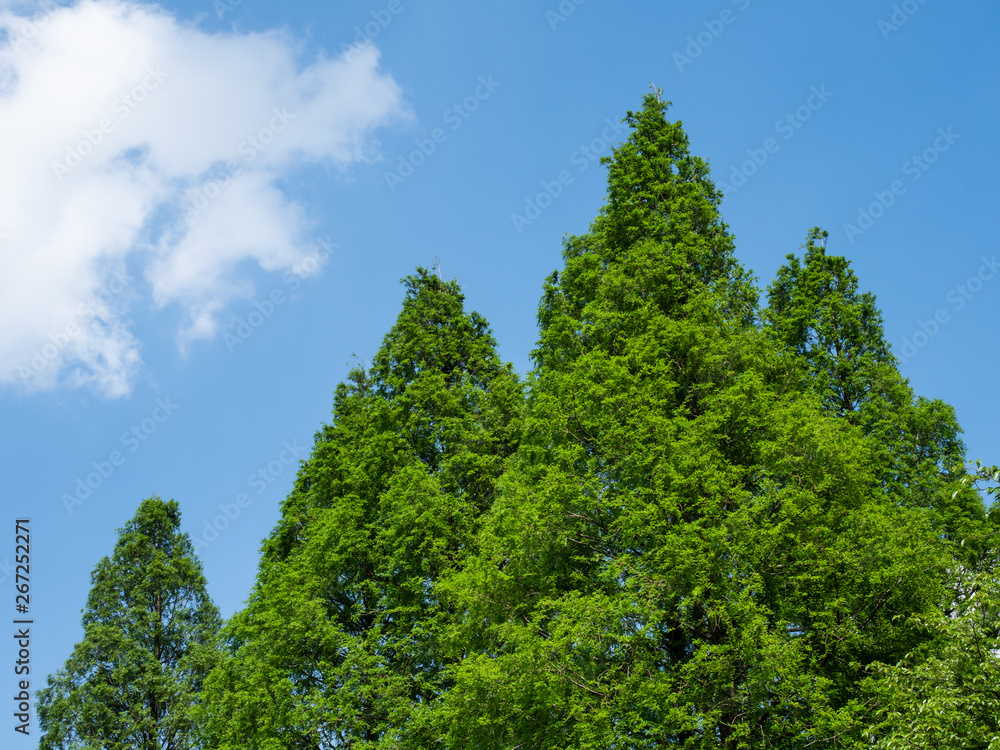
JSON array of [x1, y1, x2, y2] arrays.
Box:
[[38, 497, 221, 750], [204, 269, 521, 748], [441, 94, 958, 749], [197, 93, 991, 748], [763, 229, 984, 540]]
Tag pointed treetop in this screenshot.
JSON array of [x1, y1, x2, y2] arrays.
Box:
[[370, 266, 505, 397], [764, 226, 904, 421], [39, 496, 220, 750], [534, 94, 757, 371], [765, 226, 893, 368], [597, 94, 726, 253]]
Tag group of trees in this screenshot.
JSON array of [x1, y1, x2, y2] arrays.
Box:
[[40, 93, 999, 749]]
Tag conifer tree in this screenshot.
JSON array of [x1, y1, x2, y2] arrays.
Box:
[[199, 93, 993, 749], [442, 94, 958, 749], [204, 269, 521, 748], [763, 227, 901, 419], [763, 229, 984, 540], [38, 497, 221, 750]]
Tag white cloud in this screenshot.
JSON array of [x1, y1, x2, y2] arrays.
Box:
[[0, 0, 409, 397]]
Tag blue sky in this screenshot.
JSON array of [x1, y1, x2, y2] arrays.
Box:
[[1, 0, 997, 739]]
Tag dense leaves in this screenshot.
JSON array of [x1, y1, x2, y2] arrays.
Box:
[[41, 92, 997, 748], [38, 497, 221, 750], [203, 269, 521, 748], [435, 95, 993, 748], [863, 570, 1000, 749], [763, 229, 984, 541]]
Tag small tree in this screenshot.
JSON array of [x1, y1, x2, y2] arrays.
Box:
[[39, 497, 221, 750]]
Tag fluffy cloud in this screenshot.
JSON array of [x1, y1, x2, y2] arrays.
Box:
[[0, 0, 408, 396]]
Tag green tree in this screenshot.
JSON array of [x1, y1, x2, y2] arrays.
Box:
[[204, 269, 521, 749], [441, 94, 956, 749], [38, 497, 221, 750], [762, 227, 901, 421], [763, 230, 984, 540]]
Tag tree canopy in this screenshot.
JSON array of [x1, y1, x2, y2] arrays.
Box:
[[41, 92, 997, 749], [764, 228, 986, 543]]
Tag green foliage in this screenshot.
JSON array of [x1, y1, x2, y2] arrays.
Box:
[[763, 228, 982, 541], [534, 93, 757, 378], [860, 466, 1000, 747], [437, 95, 977, 748], [38, 497, 221, 750], [185, 92, 995, 747], [968, 461, 1000, 508], [863, 572, 1000, 749], [203, 269, 521, 748], [763, 227, 900, 419]]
